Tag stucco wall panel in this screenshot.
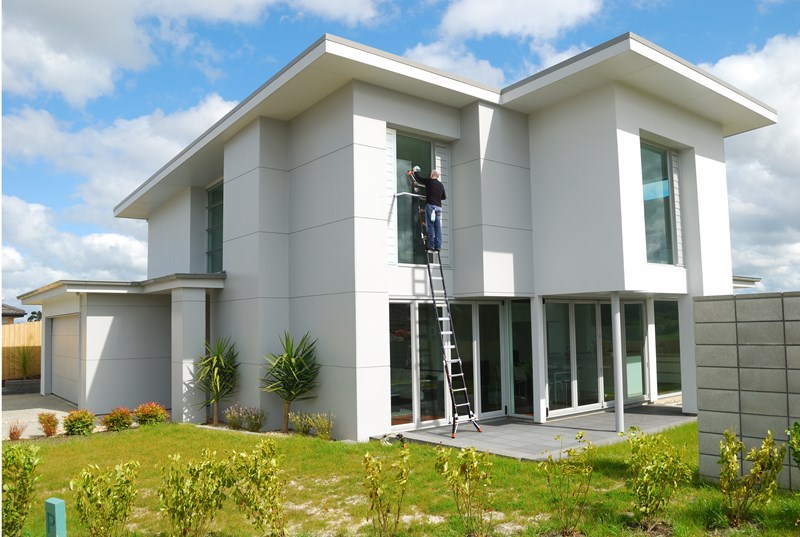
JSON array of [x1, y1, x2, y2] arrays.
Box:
[[148, 188, 206, 278]]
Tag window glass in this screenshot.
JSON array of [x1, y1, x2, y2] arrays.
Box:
[[478, 305, 502, 413], [451, 304, 475, 406], [641, 143, 674, 264], [510, 300, 533, 415], [389, 304, 413, 425], [655, 301, 681, 394], [396, 134, 432, 264], [207, 182, 223, 272], [418, 304, 445, 421]]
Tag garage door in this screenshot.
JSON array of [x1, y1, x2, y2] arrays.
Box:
[[51, 315, 79, 404]]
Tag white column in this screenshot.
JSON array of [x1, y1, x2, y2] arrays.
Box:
[[611, 292, 625, 433], [677, 295, 698, 414], [171, 288, 206, 423], [531, 296, 548, 422], [646, 298, 658, 403]]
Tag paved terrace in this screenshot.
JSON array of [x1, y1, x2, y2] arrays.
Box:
[[400, 404, 696, 460]]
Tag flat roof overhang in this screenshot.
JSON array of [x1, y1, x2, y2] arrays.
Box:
[[501, 33, 777, 136]]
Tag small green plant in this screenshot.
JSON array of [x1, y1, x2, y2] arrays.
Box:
[[159, 449, 231, 537], [436, 446, 493, 537], [229, 440, 286, 536], [363, 445, 410, 537], [12, 340, 36, 379], [718, 428, 786, 527], [307, 412, 335, 440], [2, 444, 41, 537], [242, 406, 268, 432], [626, 426, 691, 531], [101, 407, 134, 432], [135, 401, 169, 425], [195, 337, 239, 426], [63, 409, 96, 436], [70, 461, 140, 537], [261, 331, 321, 434], [538, 432, 595, 536], [8, 420, 27, 440], [38, 411, 59, 437], [289, 411, 312, 435], [224, 404, 245, 430], [788, 421, 800, 468]]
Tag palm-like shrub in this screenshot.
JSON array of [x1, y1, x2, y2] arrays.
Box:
[[195, 337, 239, 425], [261, 331, 321, 433]]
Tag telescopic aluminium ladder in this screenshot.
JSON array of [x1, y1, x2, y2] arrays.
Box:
[[409, 189, 481, 438]]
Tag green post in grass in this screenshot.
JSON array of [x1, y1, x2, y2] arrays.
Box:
[[45, 497, 67, 537]]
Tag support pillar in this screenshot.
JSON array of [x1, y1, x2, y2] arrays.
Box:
[[611, 293, 625, 433], [531, 296, 547, 423], [171, 288, 206, 423]]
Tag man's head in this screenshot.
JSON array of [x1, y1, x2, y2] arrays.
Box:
[[431, 169, 441, 180]]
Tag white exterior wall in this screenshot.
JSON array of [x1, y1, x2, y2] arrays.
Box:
[[82, 293, 171, 413], [147, 188, 207, 278]]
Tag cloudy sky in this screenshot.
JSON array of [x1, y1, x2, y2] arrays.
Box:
[[3, 0, 800, 310]]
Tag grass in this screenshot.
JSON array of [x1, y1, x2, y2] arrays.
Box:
[[5, 422, 799, 536]]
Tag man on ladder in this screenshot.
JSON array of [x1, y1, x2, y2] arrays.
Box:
[[406, 166, 481, 438], [408, 166, 445, 252]]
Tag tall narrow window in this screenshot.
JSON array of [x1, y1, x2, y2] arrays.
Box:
[[655, 300, 681, 394], [207, 182, 223, 273], [641, 142, 675, 264], [396, 134, 432, 264]]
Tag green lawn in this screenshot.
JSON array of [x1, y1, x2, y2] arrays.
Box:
[[5, 422, 800, 536]]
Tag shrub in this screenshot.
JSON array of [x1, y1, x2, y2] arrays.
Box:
[[63, 409, 96, 436], [2, 444, 41, 537], [135, 401, 169, 425], [224, 404, 245, 430], [242, 407, 268, 433], [101, 407, 134, 432], [229, 440, 286, 536], [626, 426, 691, 530], [289, 411, 312, 435], [364, 445, 410, 537], [158, 449, 231, 537], [538, 432, 595, 536], [718, 428, 786, 527], [195, 337, 239, 425], [307, 412, 335, 440], [12, 341, 36, 380], [788, 421, 800, 468], [70, 461, 140, 537], [8, 420, 27, 441], [38, 412, 59, 437], [436, 446, 493, 537]]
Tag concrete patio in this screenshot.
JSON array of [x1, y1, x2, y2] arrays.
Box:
[[2, 393, 76, 440]]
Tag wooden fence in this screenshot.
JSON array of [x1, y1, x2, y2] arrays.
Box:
[[2, 322, 42, 381]]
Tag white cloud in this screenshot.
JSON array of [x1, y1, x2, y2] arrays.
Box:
[[404, 41, 507, 87], [702, 33, 800, 291], [439, 0, 603, 41]]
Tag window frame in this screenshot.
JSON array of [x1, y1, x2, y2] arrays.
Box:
[[206, 181, 224, 273], [640, 140, 682, 266]]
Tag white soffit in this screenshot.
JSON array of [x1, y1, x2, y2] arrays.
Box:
[[501, 33, 776, 138]]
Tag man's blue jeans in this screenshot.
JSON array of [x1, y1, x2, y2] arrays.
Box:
[[426, 204, 442, 250]]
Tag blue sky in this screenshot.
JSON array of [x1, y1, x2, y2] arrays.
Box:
[[3, 0, 800, 309]]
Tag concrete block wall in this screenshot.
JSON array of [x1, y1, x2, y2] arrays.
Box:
[[694, 292, 800, 490]]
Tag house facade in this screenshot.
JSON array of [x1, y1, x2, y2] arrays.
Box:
[[21, 33, 776, 441]]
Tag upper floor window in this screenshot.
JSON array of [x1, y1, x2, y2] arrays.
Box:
[[207, 182, 223, 273], [641, 142, 681, 265], [396, 134, 432, 264]]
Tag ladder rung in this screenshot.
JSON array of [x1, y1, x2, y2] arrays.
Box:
[[444, 344, 456, 349], [438, 317, 449, 321], [441, 330, 452, 335], [455, 402, 471, 408], [452, 387, 468, 392]]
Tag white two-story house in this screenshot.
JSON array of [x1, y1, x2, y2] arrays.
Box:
[[21, 33, 776, 441]]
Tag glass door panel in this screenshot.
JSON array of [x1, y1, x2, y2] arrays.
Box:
[[624, 303, 646, 398], [418, 304, 445, 421], [451, 304, 475, 406], [478, 305, 502, 413], [545, 303, 571, 411], [600, 304, 614, 402], [575, 304, 599, 406], [655, 301, 681, 394], [389, 304, 413, 425], [510, 300, 533, 415]]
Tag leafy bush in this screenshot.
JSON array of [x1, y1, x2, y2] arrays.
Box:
[[229, 440, 286, 536], [538, 432, 595, 536], [626, 426, 691, 530], [195, 337, 239, 425], [134, 401, 169, 425], [788, 421, 800, 468], [63, 409, 96, 436], [8, 420, 26, 441], [289, 411, 312, 435], [363, 445, 410, 537], [12, 341, 36, 379], [38, 412, 59, 437], [2, 444, 41, 537], [224, 404, 245, 430], [70, 461, 140, 537], [159, 449, 231, 537], [436, 446, 493, 537], [307, 412, 335, 440], [261, 331, 321, 433], [242, 407, 268, 433], [718, 428, 786, 527], [101, 407, 134, 432]]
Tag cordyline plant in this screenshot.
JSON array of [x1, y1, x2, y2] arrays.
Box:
[[261, 331, 321, 434], [195, 337, 239, 425]]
